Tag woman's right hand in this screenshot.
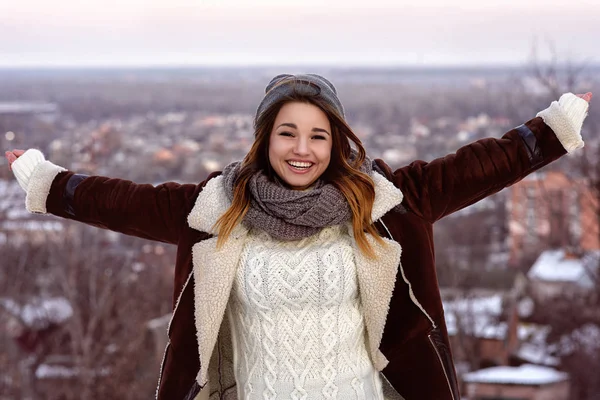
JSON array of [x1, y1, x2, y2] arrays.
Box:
[[4, 149, 25, 171]]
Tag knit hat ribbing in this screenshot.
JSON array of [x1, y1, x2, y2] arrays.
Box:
[[255, 73, 345, 124]]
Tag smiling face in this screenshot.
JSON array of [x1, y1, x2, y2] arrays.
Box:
[[268, 101, 333, 190]]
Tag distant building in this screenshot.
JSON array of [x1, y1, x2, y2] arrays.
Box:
[[527, 249, 600, 302], [0, 180, 68, 247], [443, 293, 564, 379], [0, 296, 73, 352], [0, 295, 74, 396], [463, 364, 570, 400], [444, 294, 519, 369], [507, 171, 599, 267]]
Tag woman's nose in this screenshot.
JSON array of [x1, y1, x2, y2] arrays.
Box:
[[293, 138, 310, 155]]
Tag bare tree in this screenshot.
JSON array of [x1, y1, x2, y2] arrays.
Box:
[[0, 222, 173, 399], [528, 37, 594, 100], [524, 40, 600, 400]]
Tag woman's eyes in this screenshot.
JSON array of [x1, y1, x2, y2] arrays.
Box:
[[279, 131, 327, 140]]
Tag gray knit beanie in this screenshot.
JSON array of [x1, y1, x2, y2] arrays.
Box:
[[255, 73, 345, 124]]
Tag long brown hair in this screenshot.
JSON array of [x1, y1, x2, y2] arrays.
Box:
[[214, 91, 385, 258]]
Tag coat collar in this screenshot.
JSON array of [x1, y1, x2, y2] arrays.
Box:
[[187, 174, 248, 238], [187, 171, 403, 234], [186, 171, 404, 385]]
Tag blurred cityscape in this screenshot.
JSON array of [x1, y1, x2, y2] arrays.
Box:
[[1, 65, 599, 399]]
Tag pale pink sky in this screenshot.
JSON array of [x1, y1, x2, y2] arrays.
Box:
[[0, 0, 598, 67]]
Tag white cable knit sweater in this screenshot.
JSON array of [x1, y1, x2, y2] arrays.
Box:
[[226, 225, 384, 400]]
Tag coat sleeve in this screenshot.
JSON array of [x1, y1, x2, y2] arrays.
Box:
[[377, 115, 577, 223], [23, 161, 216, 244]]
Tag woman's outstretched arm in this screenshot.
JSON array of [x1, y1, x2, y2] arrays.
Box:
[[378, 92, 591, 223], [6, 149, 211, 244]]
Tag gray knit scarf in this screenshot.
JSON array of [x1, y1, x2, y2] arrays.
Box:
[[222, 153, 374, 241]]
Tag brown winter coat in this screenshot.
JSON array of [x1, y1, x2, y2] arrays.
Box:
[[32, 117, 568, 400]]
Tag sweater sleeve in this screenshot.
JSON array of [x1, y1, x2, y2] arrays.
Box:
[[13, 149, 211, 244], [384, 93, 588, 223]]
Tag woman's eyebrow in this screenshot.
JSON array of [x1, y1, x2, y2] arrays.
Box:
[[276, 122, 330, 135]]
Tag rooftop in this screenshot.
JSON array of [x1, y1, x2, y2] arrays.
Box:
[[463, 364, 568, 385], [528, 249, 600, 287]]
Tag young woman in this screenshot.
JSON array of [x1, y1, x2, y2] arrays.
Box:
[[5, 73, 592, 400]]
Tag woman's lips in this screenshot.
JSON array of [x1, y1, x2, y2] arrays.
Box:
[[286, 162, 313, 174]]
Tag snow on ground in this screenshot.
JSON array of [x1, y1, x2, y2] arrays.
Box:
[[444, 295, 504, 339], [559, 323, 600, 355], [35, 364, 78, 379], [463, 364, 568, 385], [516, 343, 560, 366], [0, 297, 73, 328]]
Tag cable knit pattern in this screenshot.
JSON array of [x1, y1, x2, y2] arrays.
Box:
[[226, 225, 384, 400], [536, 92, 589, 153]]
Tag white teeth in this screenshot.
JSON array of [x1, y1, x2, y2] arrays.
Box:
[[287, 161, 313, 169]]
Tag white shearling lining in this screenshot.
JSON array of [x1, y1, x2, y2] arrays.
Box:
[[187, 175, 247, 238], [371, 171, 403, 221], [192, 235, 247, 386], [25, 160, 67, 214], [354, 232, 402, 370]]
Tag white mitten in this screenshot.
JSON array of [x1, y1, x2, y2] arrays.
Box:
[[536, 93, 589, 153], [11, 148, 46, 192], [558, 93, 589, 135]]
